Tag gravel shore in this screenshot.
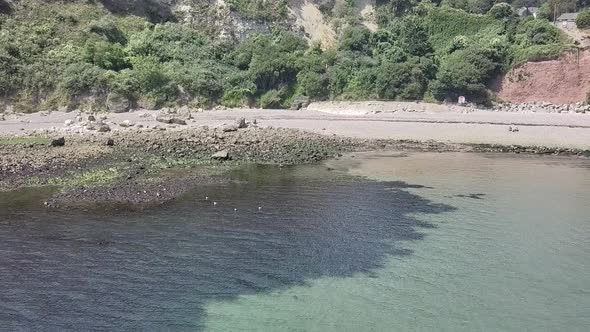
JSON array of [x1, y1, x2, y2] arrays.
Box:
[[1, 104, 589, 207]]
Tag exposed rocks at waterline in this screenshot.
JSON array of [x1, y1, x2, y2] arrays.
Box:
[[0, 127, 373, 207]]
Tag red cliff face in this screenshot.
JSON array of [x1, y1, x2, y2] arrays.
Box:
[[496, 50, 590, 104]]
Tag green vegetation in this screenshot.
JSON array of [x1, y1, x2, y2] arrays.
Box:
[[577, 10, 590, 28], [0, 137, 51, 146], [0, 0, 575, 109], [37, 167, 123, 190], [227, 0, 289, 21]]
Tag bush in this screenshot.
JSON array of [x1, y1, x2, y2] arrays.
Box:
[[376, 57, 435, 100], [83, 40, 129, 71], [339, 26, 372, 53], [515, 19, 562, 46], [577, 10, 590, 29], [342, 68, 378, 100], [297, 71, 329, 99], [260, 90, 283, 108], [227, 0, 288, 21], [59, 62, 106, 95]]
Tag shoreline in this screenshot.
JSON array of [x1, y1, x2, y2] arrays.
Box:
[[1, 105, 589, 207]]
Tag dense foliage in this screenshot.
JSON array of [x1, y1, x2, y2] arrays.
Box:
[[0, 0, 575, 111], [577, 9, 590, 28]]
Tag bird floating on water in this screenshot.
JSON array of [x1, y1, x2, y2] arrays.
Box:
[[258, 206, 262, 211], [205, 196, 209, 200], [213, 202, 218, 206]]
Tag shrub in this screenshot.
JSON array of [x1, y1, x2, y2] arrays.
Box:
[[448, 35, 470, 53], [227, 0, 288, 21], [515, 19, 561, 46], [577, 10, 590, 29], [376, 57, 435, 100], [260, 89, 282, 108], [297, 71, 329, 99], [58, 62, 106, 95], [342, 67, 378, 100], [83, 40, 129, 71], [339, 26, 372, 53], [88, 18, 128, 44]]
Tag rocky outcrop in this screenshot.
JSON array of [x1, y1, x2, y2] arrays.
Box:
[[106, 93, 131, 113], [495, 49, 590, 104]]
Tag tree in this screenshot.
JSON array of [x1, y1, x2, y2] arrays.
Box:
[[430, 45, 507, 103], [488, 3, 515, 19]]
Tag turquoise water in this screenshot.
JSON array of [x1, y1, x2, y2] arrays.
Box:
[[1, 153, 589, 331]]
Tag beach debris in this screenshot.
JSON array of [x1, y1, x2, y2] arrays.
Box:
[[88, 115, 96, 122], [106, 138, 114, 146], [64, 119, 74, 126]]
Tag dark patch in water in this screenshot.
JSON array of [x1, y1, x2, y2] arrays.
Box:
[[0, 166, 454, 330], [0, 0, 12, 14], [455, 193, 486, 200], [385, 181, 434, 189]]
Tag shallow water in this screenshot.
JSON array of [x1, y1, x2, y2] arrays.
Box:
[[1, 153, 589, 331]]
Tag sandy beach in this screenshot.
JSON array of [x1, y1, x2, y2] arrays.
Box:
[[2, 102, 590, 150]]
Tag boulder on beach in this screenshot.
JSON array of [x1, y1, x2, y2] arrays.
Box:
[[97, 124, 111, 132], [222, 124, 238, 132], [106, 138, 114, 146], [211, 150, 230, 160], [236, 117, 247, 128], [106, 93, 131, 113], [119, 120, 134, 128], [50, 137, 65, 147], [156, 115, 187, 125]]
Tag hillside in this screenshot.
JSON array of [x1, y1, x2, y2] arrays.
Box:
[[497, 49, 590, 104], [0, 0, 579, 112]]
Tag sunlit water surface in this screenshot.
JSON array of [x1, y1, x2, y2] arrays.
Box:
[[1, 152, 589, 331]]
